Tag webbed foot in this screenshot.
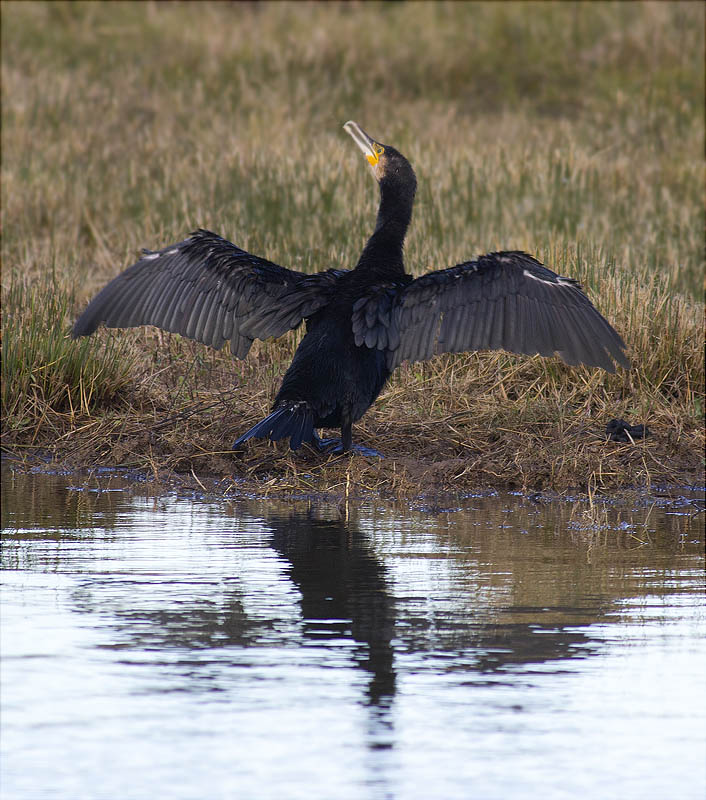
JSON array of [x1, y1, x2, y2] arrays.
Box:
[[310, 433, 383, 458], [348, 443, 384, 458]]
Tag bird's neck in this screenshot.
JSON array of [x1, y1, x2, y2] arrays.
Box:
[[355, 182, 414, 277], [356, 222, 407, 275]]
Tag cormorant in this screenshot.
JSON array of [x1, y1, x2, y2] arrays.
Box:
[[72, 121, 629, 455]]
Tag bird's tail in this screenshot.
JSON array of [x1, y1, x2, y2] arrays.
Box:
[[232, 401, 315, 451]]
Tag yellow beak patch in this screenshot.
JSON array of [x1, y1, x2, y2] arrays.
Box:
[[367, 143, 384, 166]]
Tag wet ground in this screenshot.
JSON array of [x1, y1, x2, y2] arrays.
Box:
[[2, 465, 705, 799]]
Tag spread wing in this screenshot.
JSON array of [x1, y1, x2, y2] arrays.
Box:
[[352, 251, 629, 372], [72, 229, 345, 358]]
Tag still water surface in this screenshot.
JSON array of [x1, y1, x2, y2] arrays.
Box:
[[2, 466, 705, 800]]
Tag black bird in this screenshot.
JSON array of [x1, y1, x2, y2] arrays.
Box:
[[72, 121, 629, 455], [606, 419, 650, 442]]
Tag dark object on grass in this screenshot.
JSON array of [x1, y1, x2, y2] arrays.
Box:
[[73, 121, 630, 454], [606, 419, 651, 442]]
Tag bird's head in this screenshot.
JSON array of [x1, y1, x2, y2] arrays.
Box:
[[344, 120, 416, 199]]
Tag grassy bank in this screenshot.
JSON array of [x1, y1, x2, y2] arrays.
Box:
[[2, 1, 704, 496]]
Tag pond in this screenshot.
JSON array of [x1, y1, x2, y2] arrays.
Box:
[[2, 465, 705, 800]]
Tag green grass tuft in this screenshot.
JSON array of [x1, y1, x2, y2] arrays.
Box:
[[2, 278, 134, 438]]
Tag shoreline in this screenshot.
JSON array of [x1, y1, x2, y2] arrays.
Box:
[[3, 415, 702, 503]]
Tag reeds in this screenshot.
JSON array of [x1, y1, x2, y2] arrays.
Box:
[[2, 1, 703, 494]]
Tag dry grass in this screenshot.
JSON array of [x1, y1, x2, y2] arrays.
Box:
[[2, 1, 704, 497]]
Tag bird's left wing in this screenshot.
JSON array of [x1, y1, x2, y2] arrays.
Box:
[[72, 229, 346, 358], [351, 251, 629, 372]]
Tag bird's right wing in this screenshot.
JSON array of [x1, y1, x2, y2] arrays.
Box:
[[72, 229, 345, 358], [352, 251, 629, 372]]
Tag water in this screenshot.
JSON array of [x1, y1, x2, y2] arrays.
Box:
[[2, 466, 704, 800]]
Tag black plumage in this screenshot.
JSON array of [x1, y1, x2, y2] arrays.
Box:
[[72, 121, 629, 454], [606, 419, 650, 442]]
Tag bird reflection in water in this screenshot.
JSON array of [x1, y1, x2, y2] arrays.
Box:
[[267, 510, 396, 712]]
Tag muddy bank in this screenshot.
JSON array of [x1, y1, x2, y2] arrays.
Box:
[[3, 330, 702, 500], [3, 409, 702, 503]]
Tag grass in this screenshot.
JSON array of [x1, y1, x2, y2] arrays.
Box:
[[1, 1, 704, 496], [1, 277, 135, 441]]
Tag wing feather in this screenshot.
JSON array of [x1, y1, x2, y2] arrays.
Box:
[[533, 292, 559, 357], [351, 251, 629, 372], [153, 275, 187, 331], [552, 305, 582, 366], [573, 306, 618, 372], [460, 303, 479, 353], [488, 296, 505, 350], [477, 298, 497, 352], [73, 229, 344, 357], [503, 294, 518, 353]]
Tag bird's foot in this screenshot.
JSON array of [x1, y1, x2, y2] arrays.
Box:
[[349, 443, 384, 458], [311, 435, 383, 458]]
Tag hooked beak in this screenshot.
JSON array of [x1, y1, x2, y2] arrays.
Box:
[[343, 120, 382, 166]]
